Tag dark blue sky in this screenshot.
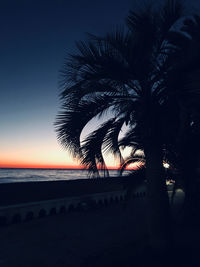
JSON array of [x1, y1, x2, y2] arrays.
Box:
[[0, 0, 199, 167], [0, 0, 133, 114]]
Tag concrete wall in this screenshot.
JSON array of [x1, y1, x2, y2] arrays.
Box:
[[0, 177, 133, 206], [0, 184, 147, 226]]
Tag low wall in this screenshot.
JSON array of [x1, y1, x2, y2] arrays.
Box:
[[0, 177, 132, 206], [0, 178, 146, 226]]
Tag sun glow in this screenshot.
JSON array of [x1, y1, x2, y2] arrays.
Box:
[[0, 122, 132, 169], [0, 143, 121, 169]]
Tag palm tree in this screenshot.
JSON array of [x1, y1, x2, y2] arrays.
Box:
[[165, 15, 200, 221], [55, 0, 186, 250]]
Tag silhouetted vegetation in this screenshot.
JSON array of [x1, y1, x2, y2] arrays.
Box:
[[56, 0, 200, 254]]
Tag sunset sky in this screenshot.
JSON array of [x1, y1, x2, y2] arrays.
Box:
[[0, 0, 199, 169], [0, 0, 134, 169]]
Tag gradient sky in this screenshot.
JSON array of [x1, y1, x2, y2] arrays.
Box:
[[0, 0, 199, 168], [0, 0, 135, 168]]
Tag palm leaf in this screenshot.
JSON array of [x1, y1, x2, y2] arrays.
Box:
[[119, 153, 145, 176], [81, 119, 115, 176], [55, 95, 114, 157], [103, 117, 126, 164], [159, 0, 184, 40]]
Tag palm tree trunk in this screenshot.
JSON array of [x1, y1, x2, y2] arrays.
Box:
[[178, 105, 200, 225], [144, 141, 172, 252]]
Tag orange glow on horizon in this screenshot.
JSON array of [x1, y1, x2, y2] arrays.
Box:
[[0, 162, 121, 170], [0, 135, 133, 171], [0, 163, 83, 169]]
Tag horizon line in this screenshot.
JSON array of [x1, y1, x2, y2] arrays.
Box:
[[0, 166, 120, 170], [0, 163, 139, 170]]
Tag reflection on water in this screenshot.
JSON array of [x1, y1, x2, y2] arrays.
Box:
[[0, 168, 125, 183]]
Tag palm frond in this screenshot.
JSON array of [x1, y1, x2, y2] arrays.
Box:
[[181, 16, 199, 39], [118, 124, 142, 150], [119, 154, 145, 176], [81, 119, 115, 176], [159, 0, 184, 39], [55, 95, 114, 157], [165, 30, 190, 53], [61, 38, 134, 90], [103, 117, 126, 164], [60, 81, 118, 104], [126, 5, 154, 34]]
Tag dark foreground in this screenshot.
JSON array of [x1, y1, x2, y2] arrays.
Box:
[[0, 194, 199, 267]]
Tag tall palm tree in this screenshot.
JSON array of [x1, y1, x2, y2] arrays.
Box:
[[165, 15, 200, 221], [55, 0, 186, 250]]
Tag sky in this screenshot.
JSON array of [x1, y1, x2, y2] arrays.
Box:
[[0, 0, 135, 168], [0, 0, 199, 169]]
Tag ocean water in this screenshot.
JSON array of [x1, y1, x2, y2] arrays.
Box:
[[0, 168, 120, 184]]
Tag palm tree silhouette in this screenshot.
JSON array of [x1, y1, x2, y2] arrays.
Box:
[[165, 15, 200, 221], [56, 0, 187, 250]]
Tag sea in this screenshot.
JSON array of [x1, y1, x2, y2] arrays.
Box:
[[0, 168, 121, 184]]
